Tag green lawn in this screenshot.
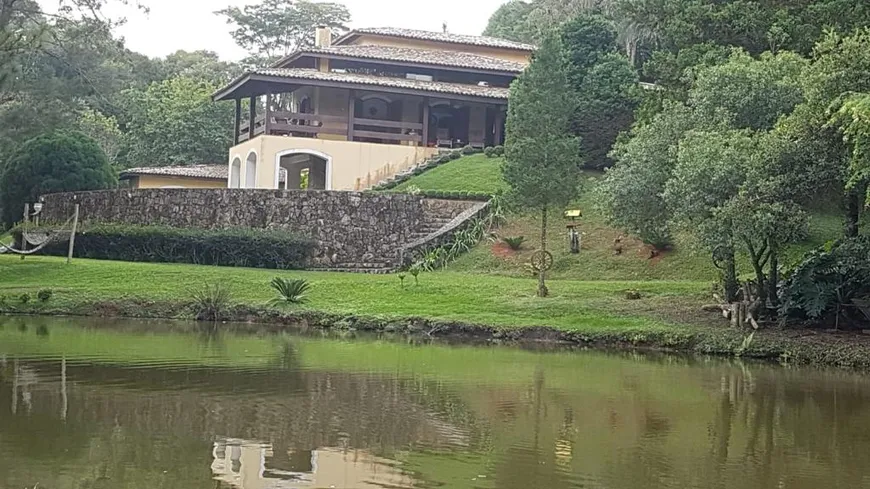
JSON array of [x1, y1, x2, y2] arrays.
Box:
[[393, 154, 508, 193], [0, 255, 710, 331], [390, 155, 845, 282]]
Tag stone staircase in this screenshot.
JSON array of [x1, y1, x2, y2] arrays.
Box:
[[306, 199, 487, 274]]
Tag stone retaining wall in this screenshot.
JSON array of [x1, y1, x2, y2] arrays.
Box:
[[40, 189, 476, 268]]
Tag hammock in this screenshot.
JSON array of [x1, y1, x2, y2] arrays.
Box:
[[0, 215, 76, 255]]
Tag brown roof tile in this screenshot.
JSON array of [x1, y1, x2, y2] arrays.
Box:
[[250, 68, 510, 100], [340, 27, 537, 52], [275, 45, 526, 73], [120, 164, 228, 180]]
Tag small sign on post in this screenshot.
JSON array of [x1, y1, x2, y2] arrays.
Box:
[[565, 209, 582, 254]]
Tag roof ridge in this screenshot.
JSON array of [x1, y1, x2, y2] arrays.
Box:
[[335, 27, 537, 51]]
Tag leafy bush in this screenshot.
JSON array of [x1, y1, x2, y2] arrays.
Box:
[[448, 151, 463, 160], [19, 293, 30, 304], [484, 146, 496, 158], [0, 130, 116, 227], [780, 236, 870, 324], [492, 145, 505, 157], [37, 289, 53, 302], [18, 224, 316, 269], [269, 277, 310, 305], [502, 236, 525, 250], [461, 145, 478, 155], [190, 283, 232, 321]]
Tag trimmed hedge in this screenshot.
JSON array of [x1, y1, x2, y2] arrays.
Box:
[[15, 224, 316, 269], [412, 190, 493, 201]]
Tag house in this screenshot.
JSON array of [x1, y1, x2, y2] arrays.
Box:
[[212, 27, 534, 191], [119, 165, 230, 188], [119, 164, 287, 189]]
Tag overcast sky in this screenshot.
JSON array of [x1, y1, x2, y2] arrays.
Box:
[[53, 0, 507, 61]]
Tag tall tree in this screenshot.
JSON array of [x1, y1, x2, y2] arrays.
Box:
[[502, 33, 581, 297], [483, 0, 535, 44], [120, 77, 234, 168], [217, 0, 350, 65], [561, 14, 640, 169]]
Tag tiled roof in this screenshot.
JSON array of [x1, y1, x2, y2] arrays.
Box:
[[120, 164, 227, 180], [248, 68, 510, 100], [341, 27, 537, 52], [274, 45, 526, 73]]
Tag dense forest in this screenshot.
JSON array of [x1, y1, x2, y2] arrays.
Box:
[[492, 0, 870, 323]]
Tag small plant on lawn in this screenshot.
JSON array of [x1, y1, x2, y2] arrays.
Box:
[[37, 289, 53, 302], [190, 283, 232, 321], [19, 293, 30, 304], [503, 236, 525, 251], [269, 277, 310, 305], [409, 263, 422, 285], [461, 144, 477, 155], [492, 145, 504, 157], [484, 146, 496, 158], [397, 272, 407, 289]]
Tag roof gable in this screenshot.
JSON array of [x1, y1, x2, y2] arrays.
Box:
[[334, 27, 536, 52]]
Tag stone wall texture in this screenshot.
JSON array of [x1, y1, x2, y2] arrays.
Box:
[[40, 189, 477, 269]]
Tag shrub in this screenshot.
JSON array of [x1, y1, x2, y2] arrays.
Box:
[[19, 293, 30, 304], [448, 151, 462, 160], [484, 146, 496, 158], [502, 236, 525, 250], [0, 130, 116, 227], [269, 277, 310, 305], [190, 283, 232, 321], [461, 145, 478, 155], [17, 224, 316, 269], [492, 145, 505, 157], [781, 236, 870, 325], [37, 289, 53, 302]]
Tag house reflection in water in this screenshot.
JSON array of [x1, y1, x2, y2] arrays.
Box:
[[211, 438, 416, 489]]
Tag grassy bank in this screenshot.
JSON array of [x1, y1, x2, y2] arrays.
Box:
[[390, 155, 843, 281], [0, 255, 708, 330], [7, 256, 870, 369]]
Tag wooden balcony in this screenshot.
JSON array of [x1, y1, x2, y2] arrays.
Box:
[[238, 111, 424, 146]]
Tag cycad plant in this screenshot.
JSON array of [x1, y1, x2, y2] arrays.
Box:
[[270, 277, 311, 305]]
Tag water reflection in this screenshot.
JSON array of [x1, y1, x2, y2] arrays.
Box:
[[211, 439, 415, 489], [3, 318, 870, 488]]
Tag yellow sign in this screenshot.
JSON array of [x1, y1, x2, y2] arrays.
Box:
[[564, 209, 582, 218]]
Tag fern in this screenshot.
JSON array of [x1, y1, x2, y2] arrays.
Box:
[[502, 236, 525, 250], [269, 277, 311, 305]]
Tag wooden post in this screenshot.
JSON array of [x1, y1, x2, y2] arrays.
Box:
[[20, 203, 29, 260], [233, 98, 241, 145], [264, 91, 273, 135], [494, 108, 505, 145], [248, 95, 256, 140], [422, 97, 430, 147], [347, 90, 356, 141], [66, 203, 79, 265]]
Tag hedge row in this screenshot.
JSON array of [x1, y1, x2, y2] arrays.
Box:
[[15, 224, 316, 269], [411, 190, 493, 201]]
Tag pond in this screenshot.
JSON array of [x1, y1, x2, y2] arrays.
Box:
[[1, 316, 869, 489]]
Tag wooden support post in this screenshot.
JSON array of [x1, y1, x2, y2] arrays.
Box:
[[264, 91, 273, 135], [233, 98, 241, 145], [347, 90, 356, 141], [494, 108, 505, 145], [422, 97, 430, 147], [20, 203, 29, 260], [67, 203, 79, 265], [248, 95, 256, 140]]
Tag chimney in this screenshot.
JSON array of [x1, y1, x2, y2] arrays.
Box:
[[315, 26, 332, 48]]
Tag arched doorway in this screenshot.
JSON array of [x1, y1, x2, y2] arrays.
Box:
[[275, 150, 331, 190], [245, 152, 257, 188], [230, 157, 241, 188]]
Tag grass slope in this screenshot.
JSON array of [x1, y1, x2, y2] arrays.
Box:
[[0, 255, 709, 331], [393, 155, 844, 282]]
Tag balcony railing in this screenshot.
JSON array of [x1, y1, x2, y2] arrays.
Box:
[[238, 111, 424, 146]]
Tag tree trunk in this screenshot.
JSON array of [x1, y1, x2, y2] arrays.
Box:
[[722, 250, 739, 303], [537, 205, 549, 298], [768, 240, 779, 311], [844, 181, 867, 237]]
